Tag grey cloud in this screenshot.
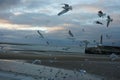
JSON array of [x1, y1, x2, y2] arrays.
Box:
[[0, 12, 13, 20], [0, 0, 21, 10], [21, 0, 53, 9], [9, 12, 78, 27], [10, 13, 59, 26]]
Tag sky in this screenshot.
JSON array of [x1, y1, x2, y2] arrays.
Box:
[[0, 0, 120, 47]]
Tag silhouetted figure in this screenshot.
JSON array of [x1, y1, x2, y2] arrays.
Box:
[[58, 4, 72, 16], [98, 11, 106, 17], [100, 34, 103, 45], [106, 15, 113, 27]]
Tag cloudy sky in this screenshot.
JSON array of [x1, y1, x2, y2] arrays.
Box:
[[0, 0, 120, 46]]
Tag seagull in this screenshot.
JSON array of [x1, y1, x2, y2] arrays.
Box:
[[106, 15, 113, 27], [95, 21, 103, 25], [106, 34, 112, 39], [46, 41, 49, 45], [68, 30, 74, 37], [98, 10, 106, 17], [82, 28, 85, 32], [37, 30, 44, 38], [58, 4, 72, 16]]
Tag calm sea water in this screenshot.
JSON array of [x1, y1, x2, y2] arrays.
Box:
[[0, 42, 85, 54]]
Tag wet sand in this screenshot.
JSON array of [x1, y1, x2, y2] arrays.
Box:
[[0, 60, 103, 80], [0, 52, 120, 61], [39, 60, 120, 80]]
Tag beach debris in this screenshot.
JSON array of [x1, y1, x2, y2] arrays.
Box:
[[109, 53, 119, 61], [0, 46, 4, 50], [58, 3, 72, 16], [106, 15, 113, 27], [98, 11, 106, 17], [79, 69, 87, 76], [32, 59, 41, 64], [95, 21, 103, 25], [79, 69, 87, 74], [37, 30, 44, 38], [49, 60, 54, 63]]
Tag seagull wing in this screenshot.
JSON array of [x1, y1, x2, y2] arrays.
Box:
[[107, 20, 110, 27], [61, 3, 69, 7], [37, 30, 44, 38], [58, 9, 69, 16], [107, 15, 110, 19], [95, 21, 103, 25]]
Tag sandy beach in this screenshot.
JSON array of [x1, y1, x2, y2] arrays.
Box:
[[0, 60, 104, 80], [0, 51, 120, 80]]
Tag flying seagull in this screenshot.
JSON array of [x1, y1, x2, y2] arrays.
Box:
[[46, 41, 49, 45], [95, 21, 103, 25], [68, 30, 74, 37], [58, 4, 72, 16], [98, 11, 106, 17], [106, 34, 112, 39], [37, 30, 44, 38], [106, 15, 113, 27], [82, 28, 85, 32]]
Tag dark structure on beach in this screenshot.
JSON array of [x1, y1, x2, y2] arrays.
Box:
[[85, 46, 120, 55], [85, 35, 120, 55]]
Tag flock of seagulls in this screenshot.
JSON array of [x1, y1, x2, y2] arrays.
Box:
[[0, 3, 115, 52], [57, 4, 114, 45], [96, 10, 113, 27], [57, 4, 113, 28]]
